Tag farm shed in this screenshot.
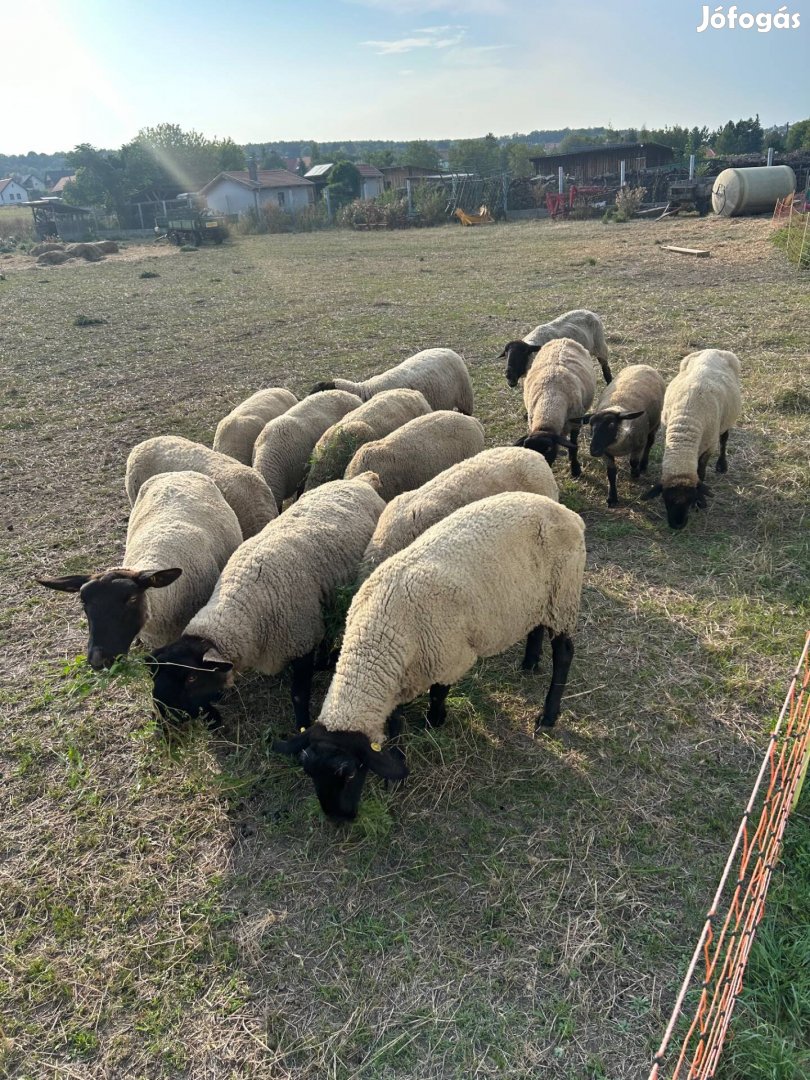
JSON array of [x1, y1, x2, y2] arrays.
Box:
[[27, 199, 93, 241], [380, 164, 446, 191], [200, 168, 315, 216], [530, 142, 675, 181], [304, 162, 385, 200]]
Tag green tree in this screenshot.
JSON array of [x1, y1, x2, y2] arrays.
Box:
[[217, 138, 246, 171], [129, 123, 223, 190], [64, 144, 128, 219], [403, 141, 440, 170], [502, 141, 534, 177], [327, 160, 362, 207], [712, 116, 764, 154], [367, 148, 397, 168], [448, 134, 500, 175], [786, 119, 810, 150], [557, 130, 605, 153], [261, 149, 288, 170]]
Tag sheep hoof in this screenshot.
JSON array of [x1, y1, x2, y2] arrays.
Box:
[[716, 458, 728, 474], [570, 464, 582, 479], [521, 659, 539, 672], [607, 496, 618, 508]]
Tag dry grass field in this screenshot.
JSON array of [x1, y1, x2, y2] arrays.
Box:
[[1, 216, 808, 1079]]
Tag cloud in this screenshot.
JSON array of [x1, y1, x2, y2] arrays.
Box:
[[361, 25, 466, 55], [351, 0, 507, 13]]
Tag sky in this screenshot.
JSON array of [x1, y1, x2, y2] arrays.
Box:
[[1, 0, 808, 153]]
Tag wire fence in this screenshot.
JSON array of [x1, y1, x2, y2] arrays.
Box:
[[771, 193, 810, 268], [649, 630, 810, 1079]]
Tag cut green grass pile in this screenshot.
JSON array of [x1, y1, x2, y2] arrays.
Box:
[[0, 216, 807, 1079]]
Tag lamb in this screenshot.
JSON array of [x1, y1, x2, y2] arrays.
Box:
[[499, 309, 612, 388], [309, 348, 474, 415], [359, 447, 558, 581], [344, 411, 486, 502], [578, 364, 665, 507], [36, 472, 242, 670], [515, 337, 596, 478], [125, 436, 277, 539], [302, 389, 432, 493], [274, 492, 586, 822], [252, 390, 361, 508], [213, 387, 298, 464], [643, 349, 742, 530], [148, 473, 385, 729]]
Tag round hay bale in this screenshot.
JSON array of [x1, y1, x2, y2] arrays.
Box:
[[31, 242, 65, 257], [65, 243, 103, 262], [37, 250, 71, 265]]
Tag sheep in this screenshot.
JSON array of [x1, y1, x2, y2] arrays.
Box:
[[577, 364, 665, 507], [213, 387, 298, 464], [344, 411, 486, 503], [36, 472, 242, 670], [274, 492, 586, 822], [148, 473, 385, 729], [252, 390, 361, 508], [359, 447, 558, 581], [309, 347, 474, 415], [302, 389, 432, 493], [499, 309, 612, 388], [642, 349, 742, 530], [125, 436, 277, 539], [515, 337, 596, 478]]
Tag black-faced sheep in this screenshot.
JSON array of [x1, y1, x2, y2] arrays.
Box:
[[500, 309, 612, 388]]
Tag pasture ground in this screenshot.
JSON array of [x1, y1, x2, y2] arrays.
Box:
[[1, 217, 808, 1079]]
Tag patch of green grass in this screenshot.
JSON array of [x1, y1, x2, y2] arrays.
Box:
[[73, 313, 107, 326]]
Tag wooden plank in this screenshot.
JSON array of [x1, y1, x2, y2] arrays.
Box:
[[662, 245, 711, 257]]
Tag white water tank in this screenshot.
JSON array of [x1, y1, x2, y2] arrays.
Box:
[[711, 165, 796, 217]]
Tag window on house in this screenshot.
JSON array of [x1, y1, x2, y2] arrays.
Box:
[[277, 191, 285, 207]]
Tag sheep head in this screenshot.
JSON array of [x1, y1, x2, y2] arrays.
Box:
[[149, 635, 233, 725]]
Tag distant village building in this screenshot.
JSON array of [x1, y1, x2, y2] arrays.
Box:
[[529, 142, 675, 181], [304, 163, 385, 200], [200, 168, 315, 215], [20, 174, 46, 195], [0, 177, 28, 204], [380, 165, 445, 191], [49, 175, 77, 197]]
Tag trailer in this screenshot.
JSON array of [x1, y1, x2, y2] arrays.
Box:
[[155, 198, 228, 245]]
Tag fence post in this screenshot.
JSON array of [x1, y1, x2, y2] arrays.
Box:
[[558, 167, 564, 195], [767, 147, 774, 167], [689, 154, 696, 180], [620, 160, 626, 187]]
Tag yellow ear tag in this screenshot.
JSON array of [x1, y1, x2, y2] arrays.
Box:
[[370, 742, 382, 752], [299, 727, 307, 733]]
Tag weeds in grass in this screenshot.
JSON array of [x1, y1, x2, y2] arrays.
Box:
[[73, 314, 107, 326], [139, 270, 160, 279]]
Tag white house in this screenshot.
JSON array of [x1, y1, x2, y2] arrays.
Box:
[[200, 169, 315, 216], [0, 177, 28, 204], [21, 174, 46, 195]]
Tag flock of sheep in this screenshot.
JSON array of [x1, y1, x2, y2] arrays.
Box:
[[37, 309, 743, 822]]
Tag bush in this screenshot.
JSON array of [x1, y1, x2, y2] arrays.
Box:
[[604, 185, 647, 223], [237, 203, 331, 235], [412, 184, 449, 226]]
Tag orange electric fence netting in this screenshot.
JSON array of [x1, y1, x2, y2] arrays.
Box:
[[771, 192, 810, 267], [649, 630, 810, 1080]]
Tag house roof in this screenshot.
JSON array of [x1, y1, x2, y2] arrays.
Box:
[[200, 169, 314, 194], [49, 175, 76, 193], [304, 163, 333, 179], [304, 163, 384, 180], [356, 164, 383, 179], [0, 177, 22, 194]]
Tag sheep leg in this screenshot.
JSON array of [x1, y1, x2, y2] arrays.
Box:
[[536, 633, 574, 732], [427, 683, 451, 727], [522, 625, 544, 671], [697, 450, 710, 482], [568, 425, 582, 479], [598, 356, 613, 384], [716, 431, 729, 473], [290, 650, 316, 729], [638, 427, 657, 475], [605, 455, 619, 507]]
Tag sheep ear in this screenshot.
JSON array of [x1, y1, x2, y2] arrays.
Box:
[[36, 574, 91, 593], [135, 568, 183, 589], [272, 730, 311, 757], [513, 436, 528, 447], [642, 483, 663, 501], [554, 435, 576, 449], [202, 647, 233, 672], [570, 414, 590, 425], [365, 744, 409, 781], [496, 348, 507, 359], [619, 411, 644, 421], [526, 345, 542, 355]]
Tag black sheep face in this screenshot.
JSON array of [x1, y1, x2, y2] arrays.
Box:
[[643, 482, 711, 530], [149, 635, 233, 725], [273, 724, 408, 822], [515, 430, 575, 468], [36, 568, 182, 670], [587, 410, 644, 457], [500, 341, 540, 388]]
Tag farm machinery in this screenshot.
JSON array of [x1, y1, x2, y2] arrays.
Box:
[[155, 197, 228, 245]]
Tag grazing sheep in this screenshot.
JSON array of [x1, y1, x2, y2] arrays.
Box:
[[643, 349, 742, 530], [252, 390, 361, 508], [274, 492, 586, 821], [125, 436, 277, 540], [344, 411, 486, 502], [36, 472, 242, 670], [515, 337, 596, 478], [213, 388, 298, 464], [303, 388, 432, 493], [579, 364, 665, 506], [359, 446, 558, 580], [500, 309, 612, 388], [309, 348, 474, 415], [149, 473, 385, 729]]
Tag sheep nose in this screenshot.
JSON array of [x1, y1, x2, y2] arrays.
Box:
[[87, 647, 106, 670]]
